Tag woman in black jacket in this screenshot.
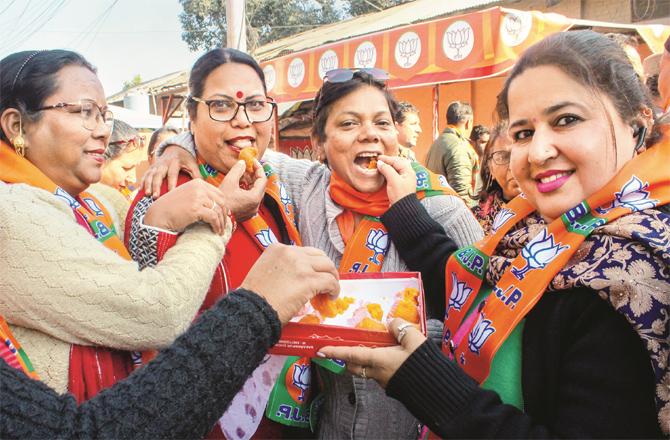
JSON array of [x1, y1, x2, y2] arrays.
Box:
[[320, 31, 669, 438], [1, 244, 339, 439]]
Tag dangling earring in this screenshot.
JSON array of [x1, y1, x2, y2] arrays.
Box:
[[10, 115, 26, 157]]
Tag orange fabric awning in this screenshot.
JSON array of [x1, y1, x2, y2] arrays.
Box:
[[261, 7, 572, 103], [261, 6, 670, 104]]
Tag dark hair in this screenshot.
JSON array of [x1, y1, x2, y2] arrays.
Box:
[[105, 120, 139, 160], [148, 126, 179, 158], [186, 48, 266, 119], [0, 49, 96, 142], [496, 30, 659, 149], [605, 32, 637, 49], [477, 122, 508, 202], [470, 124, 490, 142], [395, 101, 418, 124], [311, 71, 398, 144], [446, 101, 473, 125], [646, 74, 660, 99]]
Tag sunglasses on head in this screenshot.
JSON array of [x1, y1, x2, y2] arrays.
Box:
[[323, 68, 389, 83]]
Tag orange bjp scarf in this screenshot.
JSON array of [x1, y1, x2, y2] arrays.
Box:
[[442, 134, 670, 385], [329, 164, 457, 273], [0, 141, 134, 402]]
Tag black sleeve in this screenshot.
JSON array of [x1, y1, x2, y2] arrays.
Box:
[[1, 289, 282, 440], [381, 194, 459, 319], [386, 288, 662, 438]]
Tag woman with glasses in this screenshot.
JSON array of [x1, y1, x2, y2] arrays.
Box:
[[125, 48, 307, 440], [147, 66, 483, 439], [0, 49, 245, 405], [472, 123, 521, 234], [319, 31, 668, 437]]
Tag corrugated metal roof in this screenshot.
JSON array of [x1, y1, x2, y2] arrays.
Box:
[[253, 0, 499, 61]]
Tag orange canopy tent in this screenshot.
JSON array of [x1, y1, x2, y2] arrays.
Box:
[[259, 6, 670, 162]]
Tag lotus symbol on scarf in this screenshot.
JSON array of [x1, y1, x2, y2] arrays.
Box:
[[468, 313, 495, 355], [416, 170, 428, 189], [365, 229, 389, 265], [255, 228, 277, 248], [279, 183, 292, 215], [54, 187, 80, 209], [292, 363, 311, 401], [448, 272, 472, 312], [596, 176, 659, 214], [512, 229, 568, 280], [491, 208, 515, 233], [83, 197, 103, 216]]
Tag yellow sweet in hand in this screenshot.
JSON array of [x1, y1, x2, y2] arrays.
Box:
[[239, 147, 258, 174]]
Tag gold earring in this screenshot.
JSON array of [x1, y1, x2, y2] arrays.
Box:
[[11, 116, 26, 157]]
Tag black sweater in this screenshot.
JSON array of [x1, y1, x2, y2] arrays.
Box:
[[1, 289, 281, 440], [380, 195, 662, 438]]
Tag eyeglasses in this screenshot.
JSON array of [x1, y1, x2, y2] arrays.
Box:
[[109, 135, 144, 151], [488, 150, 511, 166], [37, 99, 113, 131], [323, 68, 389, 83], [190, 96, 276, 123]]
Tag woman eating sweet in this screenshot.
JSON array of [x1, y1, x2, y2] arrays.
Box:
[[320, 30, 669, 437], [146, 67, 483, 438]]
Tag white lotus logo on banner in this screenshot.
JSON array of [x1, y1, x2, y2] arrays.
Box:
[[500, 11, 532, 47], [354, 41, 377, 68], [443, 20, 474, 61], [287, 58, 305, 88], [395, 31, 421, 68], [318, 50, 339, 79], [263, 65, 276, 92]]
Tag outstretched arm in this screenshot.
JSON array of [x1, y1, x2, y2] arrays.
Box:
[[2, 289, 281, 440]]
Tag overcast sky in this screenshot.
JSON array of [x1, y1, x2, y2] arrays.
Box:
[[0, 0, 204, 97]]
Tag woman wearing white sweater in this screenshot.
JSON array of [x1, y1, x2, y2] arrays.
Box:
[[0, 49, 259, 401]]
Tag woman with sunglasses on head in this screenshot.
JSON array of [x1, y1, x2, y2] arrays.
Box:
[[320, 30, 669, 437], [0, 49, 254, 407], [147, 66, 483, 438], [471, 123, 521, 235], [125, 48, 308, 439]]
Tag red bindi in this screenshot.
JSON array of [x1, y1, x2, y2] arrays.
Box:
[[236, 91, 244, 99]]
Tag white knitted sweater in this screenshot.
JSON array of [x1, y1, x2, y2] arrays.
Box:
[[0, 181, 228, 392]]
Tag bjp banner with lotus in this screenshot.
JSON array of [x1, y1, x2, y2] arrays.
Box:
[[260, 7, 573, 102]]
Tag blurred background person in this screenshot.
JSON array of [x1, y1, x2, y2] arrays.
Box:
[[659, 35, 670, 115], [469, 124, 490, 159], [147, 126, 179, 164], [425, 101, 478, 207], [472, 123, 520, 235], [606, 33, 644, 78], [394, 100, 421, 161], [99, 119, 143, 200]]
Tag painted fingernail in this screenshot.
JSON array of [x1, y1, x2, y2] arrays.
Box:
[[316, 351, 326, 358]]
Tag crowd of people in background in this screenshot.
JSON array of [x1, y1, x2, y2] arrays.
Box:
[[0, 28, 669, 440]]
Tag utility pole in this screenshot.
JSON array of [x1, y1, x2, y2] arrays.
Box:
[[226, 0, 247, 52]]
